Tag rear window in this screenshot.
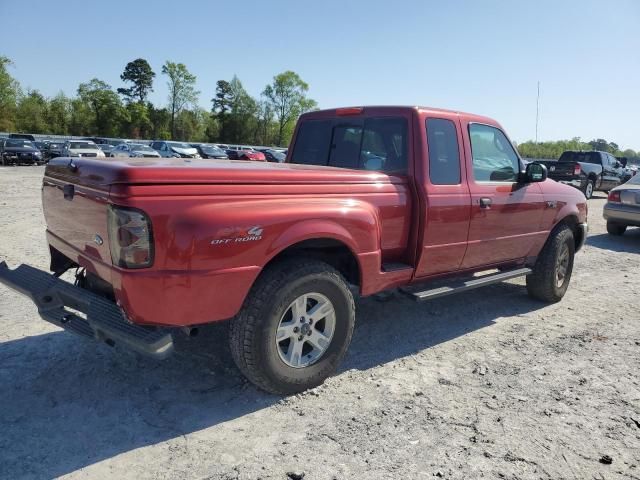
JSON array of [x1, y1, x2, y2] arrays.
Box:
[[291, 117, 408, 173], [559, 151, 601, 164]]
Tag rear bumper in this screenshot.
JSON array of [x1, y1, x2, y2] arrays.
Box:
[[603, 203, 640, 226], [558, 179, 583, 188], [0, 261, 174, 359], [47, 231, 261, 327]]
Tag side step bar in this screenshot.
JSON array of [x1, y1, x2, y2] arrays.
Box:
[[400, 267, 532, 302], [0, 261, 174, 359]]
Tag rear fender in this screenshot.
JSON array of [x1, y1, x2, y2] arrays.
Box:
[[265, 199, 381, 265]]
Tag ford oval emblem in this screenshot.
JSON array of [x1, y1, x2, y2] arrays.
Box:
[[94, 234, 104, 246]]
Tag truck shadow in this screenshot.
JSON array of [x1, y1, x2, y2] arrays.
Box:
[[586, 230, 640, 253], [0, 281, 543, 478]]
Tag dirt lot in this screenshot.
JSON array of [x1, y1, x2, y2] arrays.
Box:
[[0, 166, 639, 480]]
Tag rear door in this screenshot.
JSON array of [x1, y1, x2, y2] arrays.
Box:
[[414, 115, 471, 277], [460, 122, 546, 268]]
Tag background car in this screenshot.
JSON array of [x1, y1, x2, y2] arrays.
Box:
[[0, 138, 44, 165], [44, 141, 65, 161], [191, 143, 228, 159], [34, 141, 47, 153], [62, 140, 105, 158], [97, 144, 115, 156], [260, 148, 286, 163], [8, 133, 36, 141], [604, 173, 640, 235], [239, 150, 266, 161], [150, 141, 200, 158], [110, 143, 161, 158]]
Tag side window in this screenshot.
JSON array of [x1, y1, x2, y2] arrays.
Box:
[[290, 120, 332, 166], [426, 118, 460, 185], [361, 117, 408, 173], [469, 124, 520, 182], [329, 125, 362, 169]]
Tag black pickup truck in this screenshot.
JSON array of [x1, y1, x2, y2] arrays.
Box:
[[538, 151, 626, 199]]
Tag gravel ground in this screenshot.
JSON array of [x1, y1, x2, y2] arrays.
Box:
[[0, 166, 639, 480]]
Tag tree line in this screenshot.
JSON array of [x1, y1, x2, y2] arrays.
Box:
[[517, 138, 639, 164], [0, 56, 317, 146]]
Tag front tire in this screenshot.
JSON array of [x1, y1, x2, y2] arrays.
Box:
[[526, 225, 575, 303], [229, 259, 355, 395], [606, 221, 627, 236]]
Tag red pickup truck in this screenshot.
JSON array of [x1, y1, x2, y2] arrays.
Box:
[[0, 106, 588, 394]]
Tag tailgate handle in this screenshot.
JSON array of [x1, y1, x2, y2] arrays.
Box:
[[63, 184, 75, 201]]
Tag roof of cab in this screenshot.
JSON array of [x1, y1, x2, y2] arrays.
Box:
[[303, 105, 499, 126]]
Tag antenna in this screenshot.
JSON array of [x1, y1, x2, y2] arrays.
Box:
[[535, 81, 540, 143]]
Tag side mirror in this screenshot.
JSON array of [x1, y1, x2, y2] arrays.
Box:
[[620, 158, 628, 168], [523, 162, 547, 183]]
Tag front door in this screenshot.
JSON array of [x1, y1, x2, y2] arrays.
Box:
[[460, 122, 547, 269]]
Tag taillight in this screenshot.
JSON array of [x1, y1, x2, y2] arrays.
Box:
[[107, 205, 154, 268], [573, 164, 581, 175], [608, 191, 621, 203]]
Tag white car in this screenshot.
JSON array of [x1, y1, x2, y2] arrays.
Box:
[[150, 141, 200, 158], [62, 140, 105, 158], [110, 143, 161, 158]]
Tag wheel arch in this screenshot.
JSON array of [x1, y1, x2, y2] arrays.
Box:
[[552, 213, 584, 252], [262, 236, 362, 288]]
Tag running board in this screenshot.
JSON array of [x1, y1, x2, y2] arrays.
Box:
[[400, 267, 532, 302]]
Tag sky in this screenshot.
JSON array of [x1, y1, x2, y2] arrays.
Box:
[[1, 0, 639, 149]]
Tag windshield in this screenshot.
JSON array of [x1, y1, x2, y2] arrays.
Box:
[[201, 145, 223, 153], [5, 140, 35, 148], [69, 142, 97, 149], [628, 172, 640, 185], [168, 142, 193, 149], [49, 143, 63, 148], [129, 144, 155, 152]]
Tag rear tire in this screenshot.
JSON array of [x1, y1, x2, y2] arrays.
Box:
[[229, 259, 355, 395], [526, 225, 575, 303], [606, 221, 627, 236], [583, 179, 594, 199]]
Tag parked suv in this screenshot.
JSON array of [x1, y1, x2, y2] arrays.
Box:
[[0, 138, 44, 165]]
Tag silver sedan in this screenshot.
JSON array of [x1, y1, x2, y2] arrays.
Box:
[[110, 143, 161, 158], [603, 173, 640, 235]]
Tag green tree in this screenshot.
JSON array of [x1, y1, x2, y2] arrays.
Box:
[[15, 89, 49, 133], [148, 103, 171, 139], [122, 101, 152, 138], [69, 97, 94, 136], [46, 92, 72, 135], [263, 70, 316, 146], [77, 78, 126, 136], [161, 61, 199, 139], [0, 56, 21, 131], [117, 58, 155, 104], [212, 79, 233, 141]]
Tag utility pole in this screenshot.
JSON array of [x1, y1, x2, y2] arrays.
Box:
[[535, 81, 540, 143]]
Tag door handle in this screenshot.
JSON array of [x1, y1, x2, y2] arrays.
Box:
[[479, 197, 492, 208]]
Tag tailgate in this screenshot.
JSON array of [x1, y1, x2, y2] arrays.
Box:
[[540, 161, 579, 180], [42, 160, 112, 265]]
